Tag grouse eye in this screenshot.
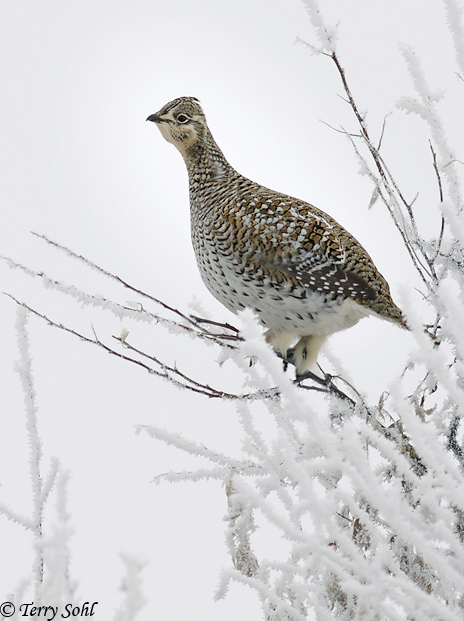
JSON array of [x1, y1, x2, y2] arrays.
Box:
[[177, 114, 189, 124]]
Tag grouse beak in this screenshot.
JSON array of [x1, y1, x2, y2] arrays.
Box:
[[146, 113, 163, 123]]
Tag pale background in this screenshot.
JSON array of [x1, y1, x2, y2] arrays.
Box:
[[0, 0, 460, 618]]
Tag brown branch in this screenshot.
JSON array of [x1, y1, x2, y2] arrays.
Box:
[[429, 142, 446, 263], [1, 251, 240, 351], [448, 413, 464, 468], [343, 130, 433, 287], [31, 232, 216, 337], [319, 119, 362, 138], [377, 113, 392, 151], [4, 294, 271, 401], [189, 315, 241, 337], [110, 335, 246, 399], [429, 142, 444, 203], [329, 52, 440, 287], [295, 370, 356, 406]]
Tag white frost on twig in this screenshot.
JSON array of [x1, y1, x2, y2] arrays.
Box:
[[113, 554, 147, 621], [300, 0, 338, 53]]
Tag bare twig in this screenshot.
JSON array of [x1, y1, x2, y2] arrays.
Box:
[[448, 413, 464, 468], [377, 113, 392, 151], [189, 315, 241, 336], [295, 370, 356, 406], [319, 119, 362, 138], [5, 293, 267, 401], [111, 334, 249, 398], [0, 253, 240, 351], [429, 142, 446, 262], [430, 142, 444, 203], [343, 132, 434, 287], [31, 233, 215, 336], [328, 52, 440, 287]]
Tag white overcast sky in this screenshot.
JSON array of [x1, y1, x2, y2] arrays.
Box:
[[0, 0, 462, 619]]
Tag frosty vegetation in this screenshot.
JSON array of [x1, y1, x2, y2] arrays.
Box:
[[2, 0, 464, 619]]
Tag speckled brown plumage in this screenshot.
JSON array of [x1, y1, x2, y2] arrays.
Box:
[[147, 97, 407, 374]]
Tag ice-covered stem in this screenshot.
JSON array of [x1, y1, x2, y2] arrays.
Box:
[[1, 251, 240, 350], [225, 476, 259, 579], [6, 293, 260, 401], [447, 411, 464, 468], [329, 51, 439, 289], [301, 0, 338, 53], [443, 0, 464, 80], [296, 34, 437, 288], [398, 45, 464, 248], [114, 554, 147, 621], [429, 143, 446, 263], [40, 470, 76, 605], [30, 232, 215, 338], [14, 307, 45, 593]]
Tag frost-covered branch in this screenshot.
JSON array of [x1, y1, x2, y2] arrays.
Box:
[[14, 307, 45, 590], [225, 476, 259, 579], [39, 471, 76, 606], [1, 251, 240, 350], [5, 293, 282, 401], [0, 309, 77, 607], [113, 554, 146, 621]]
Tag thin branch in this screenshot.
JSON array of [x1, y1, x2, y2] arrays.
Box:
[[39, 458, 60, 506], [377, 113, 392, 151], [31, 233, 214, 336], [111, 334, 249, 399], [328, 52, 440, 287], [429, 141, 446, 262], [4, 294, 276, 402], [15, 307, 45, 588], [189, 315, 241, 335], [344, 133, 433, 287], [0, 254, 240, 351], [448, 413, 464, 468], [430, 142, 444, 203], [0, 503, 34, 530], [319, 119, 362, 138], [295, 371, 356, 406]]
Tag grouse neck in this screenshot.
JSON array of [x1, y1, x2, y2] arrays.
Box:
[[182, 129, 234, 182]]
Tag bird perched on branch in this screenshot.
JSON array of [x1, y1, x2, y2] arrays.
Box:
[[147, 97, 407, 377]]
